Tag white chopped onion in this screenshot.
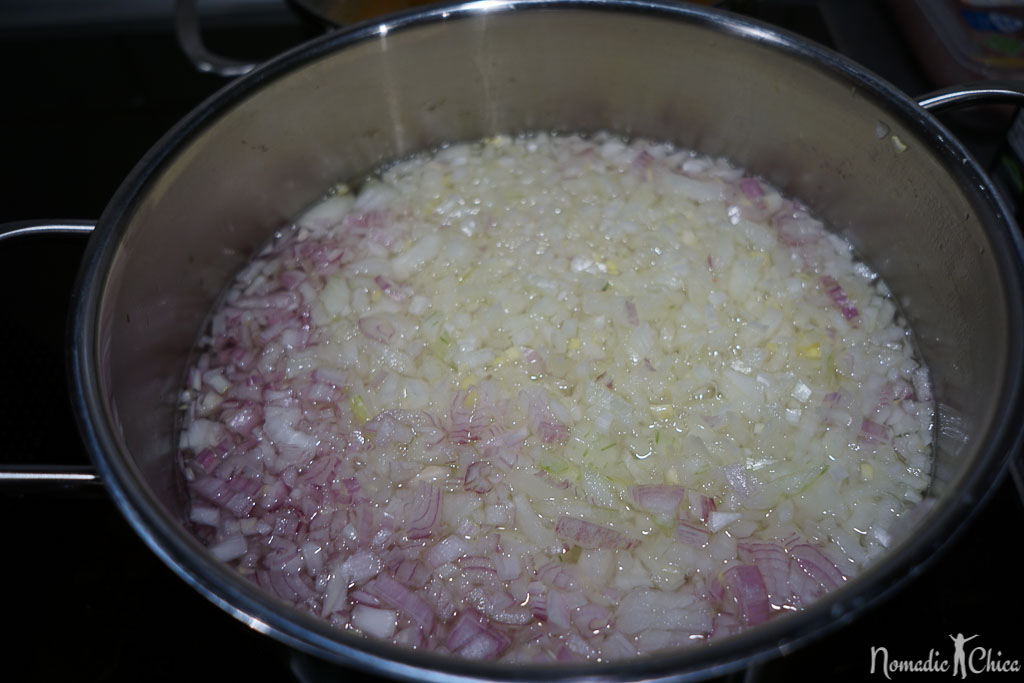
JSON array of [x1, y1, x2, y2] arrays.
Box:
[[352, 605, 398, 639], [180, 132, 933, 663]]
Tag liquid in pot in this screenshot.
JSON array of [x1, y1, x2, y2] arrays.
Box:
[[177, 132, 934, 661]]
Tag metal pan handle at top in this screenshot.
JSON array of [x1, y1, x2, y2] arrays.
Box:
[[173, 0, 437, 77], [174, 0, 261, 77]]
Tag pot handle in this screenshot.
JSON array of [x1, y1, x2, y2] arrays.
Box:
[[0, 221, 94, 242], [175, 0, 259, 77], [917, 82, 1024, 496], [0, 222, 102, 489], [917, 80, 1024, 112]]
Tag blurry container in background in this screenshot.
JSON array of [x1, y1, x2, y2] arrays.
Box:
[[890, 0, 1024, 84], [890, 0, 1024, 218]]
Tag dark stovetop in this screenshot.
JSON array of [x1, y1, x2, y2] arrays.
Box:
[[2, 2, 1022, 681]]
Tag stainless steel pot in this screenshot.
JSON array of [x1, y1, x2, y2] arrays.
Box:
[[62, 1, 1024, 680]]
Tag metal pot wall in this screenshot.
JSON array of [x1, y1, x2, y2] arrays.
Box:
[[64, 1, 1024, 680]]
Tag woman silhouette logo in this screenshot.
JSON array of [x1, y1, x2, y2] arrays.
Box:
[[950, 634, 979, 679]]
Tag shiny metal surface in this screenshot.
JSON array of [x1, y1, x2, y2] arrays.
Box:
[[0, 464, 100, 484], [292, 0, 441, 27], [917, 79, 1024, 112], [69, 1, 1024, 681], [0, 222, 97, 486], [0, 221, 95, 243], [175, 0, 260, 76]]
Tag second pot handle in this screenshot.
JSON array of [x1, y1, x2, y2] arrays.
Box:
[[0, 222, 101, 489], [175, 0, 260, 77], [0, 221, 94, 242], [917, 80, 1024, 112], [917, 81, 1024, 497]]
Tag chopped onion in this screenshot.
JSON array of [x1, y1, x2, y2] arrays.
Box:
[[555, 517, 638, 550], [352, 605, 398, 639], [180, 132, 933, 663], [720, 565, 770, 626]]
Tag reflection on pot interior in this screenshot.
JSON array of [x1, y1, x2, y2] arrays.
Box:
[[177, 132, 934, 661]]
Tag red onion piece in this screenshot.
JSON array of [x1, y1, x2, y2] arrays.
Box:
[[191, 474, 230, 505], [425, 535, 471, 569], [312, 367, 347, 387], [739, 177, 764, 199], [573, 603, 612, 633], [464, 461, 495, 493], [341, 550, 383, 584], [525, 390, 570, 444], [404, 482, 442, 540], [395, 558, 431, 588], [787, 541, 845, 593], [700, 495, 717, 522], [536, 562, 578, 591], [675, 522, 710, 547], [278, 269, 306, 289], [631, 485, 686, 517], [349, 589, 382, 607], [370, 574, 436, 633], [774, 206, 822, 246], [358, 315, 395, 344], [536, 470, 572, 490], [555, 517, 638, 550], [737, 540, 791, 605], [685, 489, 717, 522], [192, 448, 218, 474], [233, 291, 301, 310], [447, 609, 511, 660], [721, 565, 771, 626], [859, 418, 889, 443], [374, 275, 412, 301], [820, 275, 859, 321], [448, 390, 491, 444], [480, 426, 528, 467], [225, 492, 256, 517], [461, 554, 495, 570], [529, 584, 548, 623], [632, 149, 654, 170], [823, 391, 845, 407], [545, 589, 573, 629]]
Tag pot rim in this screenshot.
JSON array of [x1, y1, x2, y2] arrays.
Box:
[[69, 1, 1024, 680]]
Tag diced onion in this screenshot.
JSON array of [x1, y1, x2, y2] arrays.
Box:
[[179, 132, 933, 662]]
